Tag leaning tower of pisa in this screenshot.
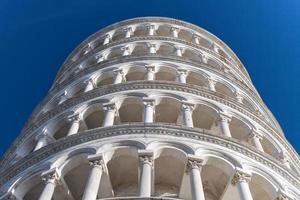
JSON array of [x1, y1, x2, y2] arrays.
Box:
[[0, 17, 300, 200]]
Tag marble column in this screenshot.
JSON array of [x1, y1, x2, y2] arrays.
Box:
[[193, 34, 200, 45], [218, 114, 232, 137], [67, 115, 81, 136], [170, 27, 179, 38], [103, 34, 111, 45], [212, 43, 220, 53], [208, 78, 216, 92], [102, 103, 116, 127], [148, 43, 157, 54], [231, 170, 253, 200], [58, 91, 69, 104], [122, 46, 131, 56], [39, 169, 59, 200], [175, 47, 183, 57], [84, 79, 96, 92], [248, 131, 264, 152], [113, 69, 124, 84], [145, 65, 155, 81], [181, 102, 194, 127], [124, 27, 133, 38], [147, 24, 156, 36], [177, 69, 188, 84], [34, 129, 54, 151], [82, 155, 105, 200], [143, 98, 155, 123], [186, 157, 205, 200], [138, 152, 154, 197]]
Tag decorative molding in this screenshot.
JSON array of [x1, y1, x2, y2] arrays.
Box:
[[1, 81, 298, 170], [0, 124, 299, 188]]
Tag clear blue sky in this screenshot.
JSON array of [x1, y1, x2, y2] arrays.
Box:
[[0, 0, 300, 157]]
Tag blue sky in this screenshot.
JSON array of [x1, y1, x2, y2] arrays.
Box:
[[0, 0, 300, 156]]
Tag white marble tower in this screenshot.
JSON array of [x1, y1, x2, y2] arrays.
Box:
[[0, 17, 299, 200]]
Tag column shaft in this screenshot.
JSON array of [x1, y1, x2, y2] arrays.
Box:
[[252, 137, 264, 152], [182, 109, 193, 127], [236, 181, 253, 200], [34, 137, 48, 151], [138, 156, 153, 197], [144, 105, 154, 123], [38, 182, 56, 200], [82, 165, 103, 200]]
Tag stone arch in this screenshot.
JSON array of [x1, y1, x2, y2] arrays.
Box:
[[118, 96, 144, 123], [260, 133, 281, 158], [192, 102, 220, 130], [156, 43, 174, 57], [105, 146, 139, 197], [96, 71, 114, 87], [130, 42, 149, 56], [183, 49, 201, 62], [228, 114, 253, 143], [155, 96, 182, 124], [125, 65, 146, 81], [66, 81, 86, 97], [247, 168, 279, 200], [153, 146, 188, 197], [186, 71, 208, 87], [106, 46, 124, 60], [215, 80, 236, 98], [82, 103, 106, 129]]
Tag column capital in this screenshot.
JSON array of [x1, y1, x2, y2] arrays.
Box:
[[279, 151, 290, 163], [146, 24, 156, 30], [142, 97, 156, 107], [113, 68, 124, 75], [207, 78, 216, 85], [170, 26, 180, 33], [84, 78, 96, 87], [186, 156, 204, 171], [201, 53, 208, 63], [121, 46, 131, 51], [147, 43, 157, 48], [102, 102, 116, 112], [138, 151, 154, 166], [235, 92, 244, 102], [181, 101, 195, 111], [231, 170, 251, 185], [1, 191, 16, 200], [192, 33, 200, 39], [177, 68, 188, 75], [123, 26, 133, 32], [218, 113, 232, 123], [104, 33, 112, 39], [67, 114, 81, 123], [41, 168, 60, 185], [248, 129, 263, 140], [35, 128, 54, 142], [88, 154, 105, 170], [145, 64, 155, 72], [175, 46, 184, 51]]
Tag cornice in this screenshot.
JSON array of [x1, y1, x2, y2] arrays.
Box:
[[55, 36, 251, 87], [1, 81, 298, 168], [59, 17, 248, 78], [0, 124, 298, 189]]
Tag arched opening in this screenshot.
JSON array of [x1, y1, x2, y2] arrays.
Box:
[[193, 104, 219, 131], [243, 98, 256, 111], [21, 176, 45, 200], [156, 44, 174, 57], [201, 157, 234, 200], [215, 82, 235, 98], [186, 72, 208, 87], [107, 147, 139, 197], [96, 74, 114, 87], [107, 48, 123, 60], [83, 105, 105, 129], [62, 154, 91, 199], [249, 173, 277, 200], [183, 49, 201, 63], [156, 25, 170, 37], [154, 147, 186, 198], [125, 67, 145, 82], [261, 137, 280, 158], [229, 117, 252, 144], [207, 59, 222, 71], [52, 120, 72, 140], [118, 97, 143, 123], [130, 44, 148, 56], [155, 68, 176, 81], [68, 83, 86, 97], [155, 98, 181, 124]]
